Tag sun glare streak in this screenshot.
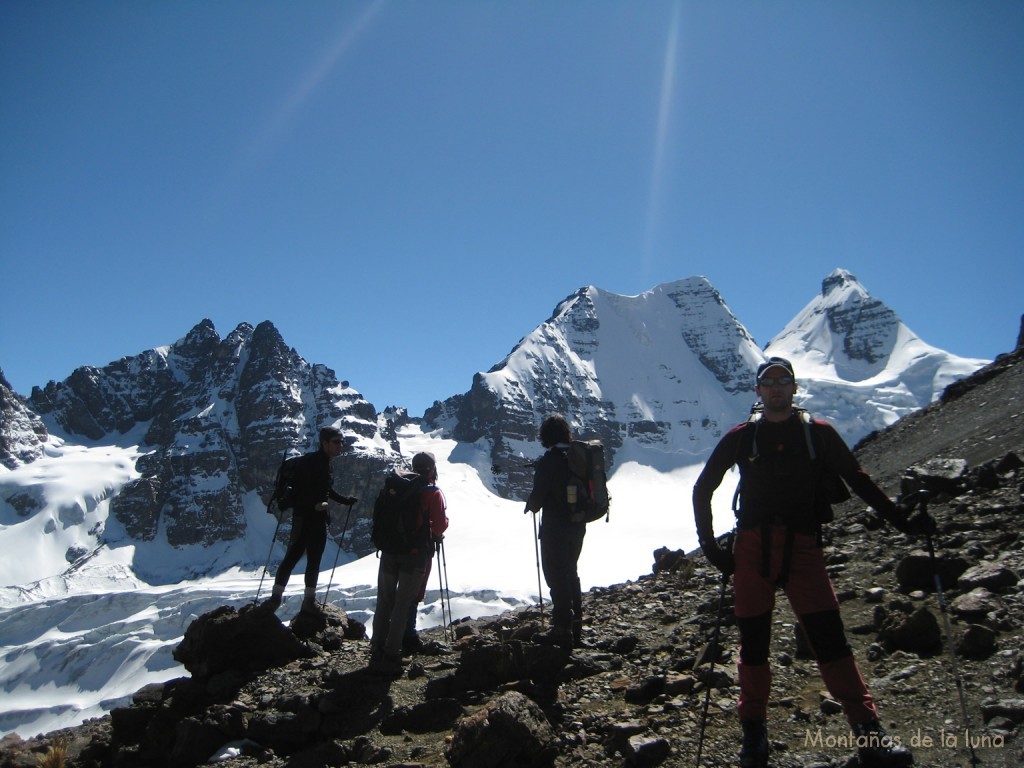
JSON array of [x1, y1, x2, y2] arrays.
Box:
[[644, 0, 682, 270], [201, 0, 385, 225], [245, 0, 386, 164]]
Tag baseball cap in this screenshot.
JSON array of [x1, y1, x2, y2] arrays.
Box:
[[756, 356, 795, 382], [412, 452, 436, 474]]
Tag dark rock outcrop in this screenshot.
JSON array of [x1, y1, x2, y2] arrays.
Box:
[[24, 320, 400, 557], [0, 369, 48, 470]]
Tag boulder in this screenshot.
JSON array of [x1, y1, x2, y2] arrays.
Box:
[[894, 551, 968, 592], [957, 562, 1019, 592], [445, 691, 558, 768], [877, 606, 942, 655], [173, 604, 312, 683]]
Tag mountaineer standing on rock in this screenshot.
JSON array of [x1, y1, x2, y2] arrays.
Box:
[[692, 356, 935, 768], [525, 414, 587, 648], [262, 426, 357, 615], [369, 451, 448, 675]]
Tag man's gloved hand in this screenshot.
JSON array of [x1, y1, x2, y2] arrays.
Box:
[[893, 510, 938, 536], [701, 539, 735, 577]]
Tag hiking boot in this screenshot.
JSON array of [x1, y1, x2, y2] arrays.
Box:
[[572, 620, 584, 648], [300, 588, 321, 615], [261, 584, 285, 612], [260, 594, 282, 612], [402, 633, 424, 656], [371, 651, 405, 678], [301, 599, 323, 616], [852, 720, 913, 767], [534, 627, 573, 649], [368, 644, 384, 667], [739, 719, 768, 768]]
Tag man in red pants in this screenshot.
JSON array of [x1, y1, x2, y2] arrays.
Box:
[[693, 357, 932, 768]]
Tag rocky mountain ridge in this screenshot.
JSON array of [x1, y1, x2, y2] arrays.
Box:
[[4, 320, 401, 561], [2, 331, 1021, 768], [0, 370, 48, 470], [0, 270, 990, 577]]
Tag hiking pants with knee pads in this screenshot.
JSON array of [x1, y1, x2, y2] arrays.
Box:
[[733, 526, 877, 724]]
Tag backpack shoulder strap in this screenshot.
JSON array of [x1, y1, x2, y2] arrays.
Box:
[[795, 407, 816, 460]]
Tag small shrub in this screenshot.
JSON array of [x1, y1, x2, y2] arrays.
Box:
[[36, 737, 69, 768]]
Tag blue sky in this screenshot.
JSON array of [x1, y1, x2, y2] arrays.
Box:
[[2, 1, 1022, 417]]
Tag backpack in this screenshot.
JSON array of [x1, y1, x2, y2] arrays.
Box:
[[372, 469, 430, 554], [271, 453, 303, 513], [565, 439, 611, 523], [731, 403, 851, 523]]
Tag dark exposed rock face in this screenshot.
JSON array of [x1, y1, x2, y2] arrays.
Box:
[[821, 270, 900, 365], [446, 691, 558, 767], [665, 281, 756, 395], [0, 369, 48, 469], [26, 319, 399, 556]]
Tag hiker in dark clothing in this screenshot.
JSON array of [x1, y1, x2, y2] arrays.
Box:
[[402, 564, 434, 653], [370, 451, 448, 676], [262, 426, 357, 615], [692, 357, 934, 768], [526, 414, 586, 647]]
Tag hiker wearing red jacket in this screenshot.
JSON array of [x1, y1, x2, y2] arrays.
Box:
[[370, 451, 448, 676], [693, 357, 933, 768]]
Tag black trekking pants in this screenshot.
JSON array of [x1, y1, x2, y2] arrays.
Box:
[[275, 510, 328, 589], [539, 519, 586, 631]]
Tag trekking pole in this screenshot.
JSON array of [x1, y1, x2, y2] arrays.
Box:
[[435, 540, 452, 642], [440, 538, 454, 638], [695, 535, 733, 768], [254, 516, 282, 604], [321, 501, 355, 608], [918, 495, 980, 766], [525, 505, 545, 618], [256, 449, 290, 603]]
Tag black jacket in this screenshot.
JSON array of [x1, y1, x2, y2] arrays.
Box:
[[526, 444, 581, 527], [693, 412, 899, 540], [289, 449, 348, 514]]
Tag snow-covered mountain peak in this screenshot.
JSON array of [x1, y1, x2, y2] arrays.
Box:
[[765, 269, 988, 438], [821, 267, 869, 302], [429, 278, 768, 495]]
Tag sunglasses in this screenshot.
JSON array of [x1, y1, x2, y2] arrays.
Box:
[[329, 438, 344, 445], [758, 375, 794, 387]]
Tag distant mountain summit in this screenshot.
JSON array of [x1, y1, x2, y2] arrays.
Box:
[[426, 270, 988, 497], [766, 268, 989, 441]]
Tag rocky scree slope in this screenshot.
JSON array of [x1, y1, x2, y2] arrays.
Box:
[[2, 338, 1022, 768]]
